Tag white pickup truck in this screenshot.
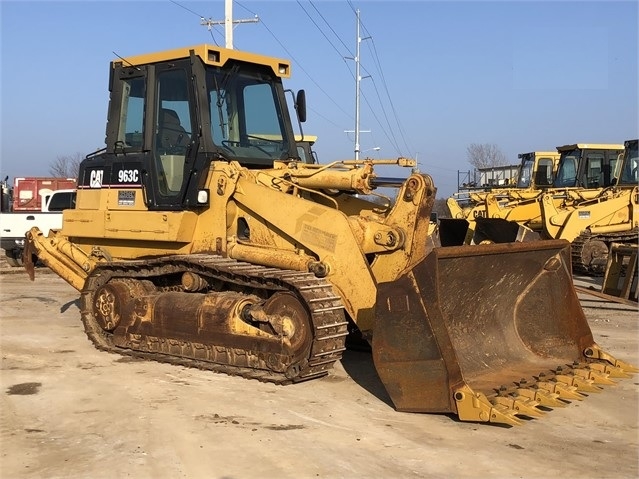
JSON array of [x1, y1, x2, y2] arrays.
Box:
[[0, 189, 76, 266]]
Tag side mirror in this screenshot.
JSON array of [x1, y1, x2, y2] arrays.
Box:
[[296, 90, 307, 123]]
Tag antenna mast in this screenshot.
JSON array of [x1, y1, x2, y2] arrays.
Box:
[[201, 0, 259, 49]]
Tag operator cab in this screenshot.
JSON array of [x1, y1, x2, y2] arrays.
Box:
[[79, 45, 304, 210], [295, 135, 319, 164], [618, 139, 638, 186], [516, 152, 559, 189], [553, 144, 624, 189]]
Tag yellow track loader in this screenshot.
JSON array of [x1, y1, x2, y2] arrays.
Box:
[[484, 144, 623, 230], [295, 134, 318, 164], [443, 151, 559, 245], [444, 144, 625, 247], [539, 139, 638, 273], [24, 44, 636, 426]]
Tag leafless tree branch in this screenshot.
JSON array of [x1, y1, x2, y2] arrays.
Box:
[[49, 152, 85, 178], [466, 143, 507, 170]]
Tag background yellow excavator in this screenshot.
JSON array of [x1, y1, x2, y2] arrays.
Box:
[[24, 44, 636, 426]]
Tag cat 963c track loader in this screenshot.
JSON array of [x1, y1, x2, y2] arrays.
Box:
[[25, 44, 636, 426]]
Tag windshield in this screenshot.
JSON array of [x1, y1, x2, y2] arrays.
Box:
[[516, 158, 534, 188], [535, 158, 555, 187], [207, 64, 290, 166], [554, 149, 580, 187], [619, 142, 638, 185]]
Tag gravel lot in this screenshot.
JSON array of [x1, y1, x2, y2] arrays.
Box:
[[1, 262, 637, 479]]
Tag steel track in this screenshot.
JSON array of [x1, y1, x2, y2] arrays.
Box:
[[571, 227, 639, 274], [80, 254, 348, 384]]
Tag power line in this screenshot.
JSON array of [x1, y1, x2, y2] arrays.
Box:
[[359, 84, 402, 155], [170, 0, 220, 45], [169, 0, 206, 18], [236, 1, 353, 121], [308, 106, 346, 130], [298, 4, 381, 159], [234, 1, 257, 16], [297, 1, 347, 59], [344, 0, 413, 157], [363, 34, 414, 156], [308, 0, 354, 57], [365, 77, 403, 154]]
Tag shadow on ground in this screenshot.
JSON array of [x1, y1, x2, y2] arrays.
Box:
[[340, 349, 394, 409]]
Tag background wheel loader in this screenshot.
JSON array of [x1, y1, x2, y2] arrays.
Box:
[[24, 44, 636, 426]]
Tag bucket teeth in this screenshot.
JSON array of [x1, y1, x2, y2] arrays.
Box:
[[454, 385, 523, 426], [615, 359, 639, 374], [489, 405, 524, 427], [535, 376, 587, 401], [569, 365, 617, 385], [584, 362, 632, 379], [515, 386, 568, 408], [583, 345, 639, 373], [452, 347, 636, 426], [492, 395, 544, 418], [553, 372, 603, 393]]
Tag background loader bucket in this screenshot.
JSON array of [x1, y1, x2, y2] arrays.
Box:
[[472, 217, 540, 244], [373, 240, 601, 425], [438, 218, 471, 246]]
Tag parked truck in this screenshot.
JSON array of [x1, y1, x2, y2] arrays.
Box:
[[1, 185, 76, 266], [11, 177, 77, 211]]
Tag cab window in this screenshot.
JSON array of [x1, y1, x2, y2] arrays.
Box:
[[154, 69, 192, 196], [118, 77, 145, 148]]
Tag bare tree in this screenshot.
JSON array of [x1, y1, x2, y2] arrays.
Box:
[[432, 198, 451, 219], [49, 152, 85, 178], [466, 143, 507, 169]]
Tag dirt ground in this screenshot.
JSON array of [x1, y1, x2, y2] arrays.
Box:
[[1, 263, 637, 479]]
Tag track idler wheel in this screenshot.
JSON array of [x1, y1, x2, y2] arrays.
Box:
[[260, 292, 313, 378], [580, 239, 609, 274], [92, 280, 152, 332]]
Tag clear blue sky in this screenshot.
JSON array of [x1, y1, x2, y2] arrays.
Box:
[[1, 0, 637, 198]]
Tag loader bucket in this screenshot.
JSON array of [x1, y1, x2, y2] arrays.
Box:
[[472, 217, 540, 244], [438, 218, 471, 246], [373, 239, 631, 426]]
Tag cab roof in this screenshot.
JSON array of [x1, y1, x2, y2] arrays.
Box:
[[114, 44, 291, 78], [295, 135, 318, 144], [556, 143, 624, 152], [518, 151, 560, 158]]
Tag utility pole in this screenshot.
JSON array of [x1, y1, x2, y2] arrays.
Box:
[[201, 0, 259, 49], [345, 9, 371, 160]]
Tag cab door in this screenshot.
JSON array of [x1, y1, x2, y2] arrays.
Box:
[[148, 61, 198, 209]]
